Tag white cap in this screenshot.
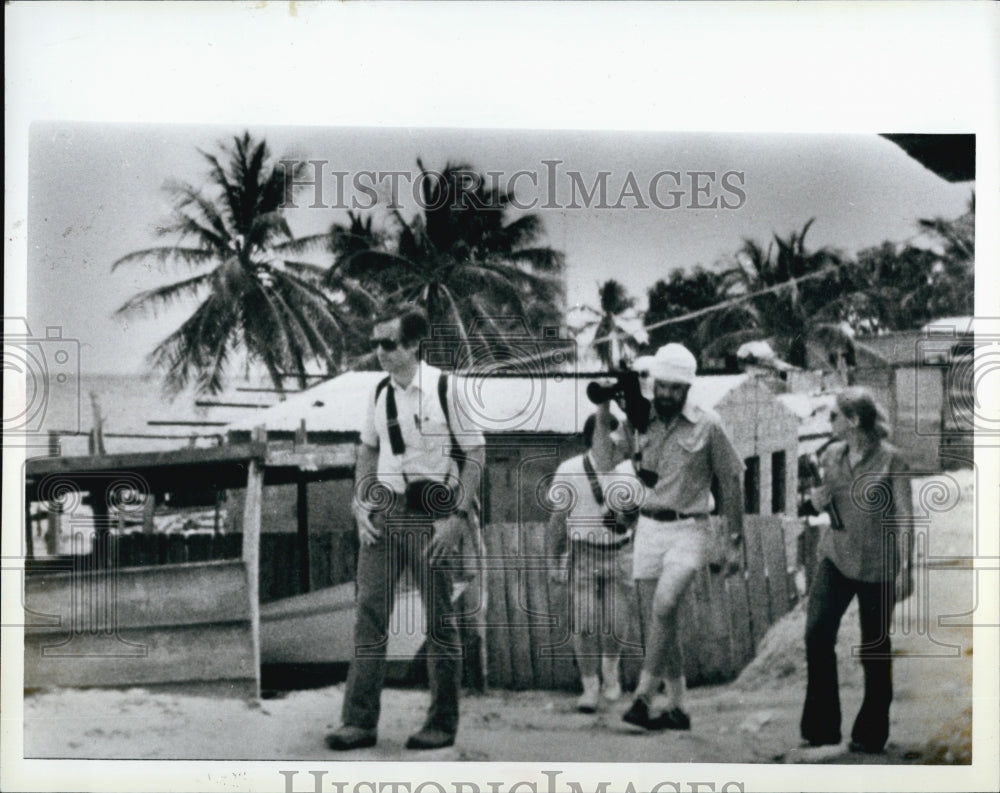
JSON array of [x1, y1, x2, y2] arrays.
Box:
[[647, 343, 697, 385]]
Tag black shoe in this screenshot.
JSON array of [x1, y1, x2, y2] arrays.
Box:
[[848, 739, 885, 754], [650, 706, 691, 731], [325, 725, 377, 751], [405, 727, 456, 750], [623, 698, 668, 731]]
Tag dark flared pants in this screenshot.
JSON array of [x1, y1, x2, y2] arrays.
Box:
[[801, 558, 896, 750], [341, 509, 462, 735]]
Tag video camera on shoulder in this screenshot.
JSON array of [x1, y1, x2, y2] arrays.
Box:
[[585, 365, 652, 434]]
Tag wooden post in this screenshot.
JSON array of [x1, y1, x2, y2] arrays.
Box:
[[296, 475, 310, 594], [295, 419, 311, 593], [44, 431, 62, 555], [242, 425, 266, 698]]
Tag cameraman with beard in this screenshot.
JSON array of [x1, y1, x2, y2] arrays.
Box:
[[620, 343, 745, 731]]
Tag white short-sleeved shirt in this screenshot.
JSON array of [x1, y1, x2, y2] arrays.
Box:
[[548, 454, 642, 545], [361, 361, 485, 494]]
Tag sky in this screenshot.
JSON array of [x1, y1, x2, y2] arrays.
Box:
[[27, 124, 973, 375]]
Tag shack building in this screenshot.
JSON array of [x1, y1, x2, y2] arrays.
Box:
[[851, 318, 978, 472]]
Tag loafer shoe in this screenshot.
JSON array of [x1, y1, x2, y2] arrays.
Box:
[[405, 727, 456, 750], [325, 725, 377, 751], [622, 698, 665, 730], [651, 706, 691, 731]]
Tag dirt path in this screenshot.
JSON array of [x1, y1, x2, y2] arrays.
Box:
[[22, 474, 976, 764]]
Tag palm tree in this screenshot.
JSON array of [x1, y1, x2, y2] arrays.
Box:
[[916, 192, 975, 319], [644, 266, 743, 360], [711, 219, 850, 369], [113, 132, 366, 395], [573, 280, 644, 370], [322, 160, 566, 367], [836, 193, 975, 333]]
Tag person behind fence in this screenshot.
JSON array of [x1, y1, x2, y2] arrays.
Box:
[[621, 343, 745, 731], [800, 386, 913, 754], [547, 406, 639, 713], [326, 307, 485, 752]]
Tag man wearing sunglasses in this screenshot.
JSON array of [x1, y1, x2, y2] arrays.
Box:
[[326, 307, 485, 752]]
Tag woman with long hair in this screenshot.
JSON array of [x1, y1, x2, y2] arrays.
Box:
[[800, 386, 914, 754]]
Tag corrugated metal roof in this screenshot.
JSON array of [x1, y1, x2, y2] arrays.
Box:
[[228, 371, 753, 435], [776, 392, 836, 439]]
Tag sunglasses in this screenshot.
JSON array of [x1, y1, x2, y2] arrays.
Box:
[[372, 337, 399, 352]]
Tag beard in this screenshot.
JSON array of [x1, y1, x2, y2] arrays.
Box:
[[653, 394, 686, 420]]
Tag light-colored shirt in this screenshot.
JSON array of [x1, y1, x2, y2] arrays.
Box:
[[361, 361, 485, 494], [817, 440, 912, 582], [634, 400, 744, 515], [549, 454, 640, 545]]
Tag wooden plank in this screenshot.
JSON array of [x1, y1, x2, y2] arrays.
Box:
[[744, 518, 771, 647], [265, 445, 356, 472], [484, 521, 513, 689], [522, 521, 554, 690], [24, 622, 256, 690], [725, 573, 755, 672], [684, 567, 703, 683], [167, 534, 187, 564], [25, 560, 252, 632], [156, 533, 170, 565], [504, 523, 534, 690], [242, 426, 265, 699], [296, 475, 311, 593], [25, 442, 267, 478], [761, 520, 791, 620], [702, 567, 737, 683], [187, 533, 212, 562]]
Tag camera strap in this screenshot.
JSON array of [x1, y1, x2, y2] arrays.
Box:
[[376, 372, 465, 475], [582, 454, 629, 535], [375, 376, 406, 457], [581, 454, 606, 508]]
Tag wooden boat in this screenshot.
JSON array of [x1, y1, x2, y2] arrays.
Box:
[[259, 581, 471, 680]]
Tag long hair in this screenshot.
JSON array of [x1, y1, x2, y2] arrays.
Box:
[[836, 386, 890, 442]]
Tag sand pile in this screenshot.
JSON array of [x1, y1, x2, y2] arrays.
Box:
[[735, 596, 864, 692]]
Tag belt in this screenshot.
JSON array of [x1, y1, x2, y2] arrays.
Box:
[[571, 534, 632, 551], [638, 507, 707, 522]]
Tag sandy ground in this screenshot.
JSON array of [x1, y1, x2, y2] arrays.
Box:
[[22, 474, 976, 764]]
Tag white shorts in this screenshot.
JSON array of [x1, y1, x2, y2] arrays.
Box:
[[631, 514, 709, 581]]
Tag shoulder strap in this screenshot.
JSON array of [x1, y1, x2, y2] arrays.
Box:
[[582, 453, 630, 534], [376, 375, 406, 456], [438, 373, 467, 473], [581, 454, 606, 508]]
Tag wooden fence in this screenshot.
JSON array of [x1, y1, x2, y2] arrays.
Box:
[[482, 516, 800, 690]]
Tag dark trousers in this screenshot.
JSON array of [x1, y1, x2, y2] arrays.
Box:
[[801, 558, 896, 749], [341, 510, 462, 735]]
